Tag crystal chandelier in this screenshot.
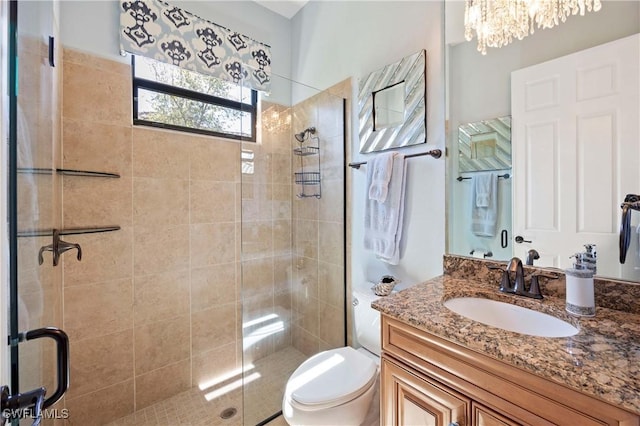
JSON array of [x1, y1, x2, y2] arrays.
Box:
[[464, 0, 602, 55]]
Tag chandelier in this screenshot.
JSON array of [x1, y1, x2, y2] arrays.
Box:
[[464, 0, 602, 55]]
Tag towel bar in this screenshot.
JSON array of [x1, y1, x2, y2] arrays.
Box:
[[457, 173, 510, 182], [348, 149, 442, 169]]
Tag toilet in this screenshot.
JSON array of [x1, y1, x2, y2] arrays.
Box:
[[282, 281, 382, 426]]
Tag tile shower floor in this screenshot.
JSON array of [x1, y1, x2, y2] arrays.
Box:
[[107, 347, 307, 426]]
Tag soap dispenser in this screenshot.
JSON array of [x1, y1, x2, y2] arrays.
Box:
[[565, 244, 596, 317]]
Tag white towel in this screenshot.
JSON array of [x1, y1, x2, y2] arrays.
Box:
[[364, 153, 407, 265], [471, 172, 498, 237], [367, 152, 395, 202], [474, 172, 493, 207], [636, 224, 640, 260]]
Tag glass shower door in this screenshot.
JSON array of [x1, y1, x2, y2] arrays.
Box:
[[5, 1, 69, 424], [240, 74, 347, 425]]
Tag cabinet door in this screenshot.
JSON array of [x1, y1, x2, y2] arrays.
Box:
[[472, 403, 520, 426], [382, 358, 469, 426]]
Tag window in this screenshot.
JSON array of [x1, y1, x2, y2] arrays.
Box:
[[132, 56, 257, 141]]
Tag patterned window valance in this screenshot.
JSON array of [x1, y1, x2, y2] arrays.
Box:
[[120, 0, 271, 92]]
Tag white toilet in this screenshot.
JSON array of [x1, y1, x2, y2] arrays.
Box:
[[282, 281, 382, 426]]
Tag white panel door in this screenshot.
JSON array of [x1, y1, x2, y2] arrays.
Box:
[[512, 34, 640, 278]]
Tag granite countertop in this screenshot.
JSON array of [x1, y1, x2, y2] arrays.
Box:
[[372, 275, 640, 415]]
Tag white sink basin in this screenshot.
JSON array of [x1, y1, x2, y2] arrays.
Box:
[[443, 297, 579, 338]]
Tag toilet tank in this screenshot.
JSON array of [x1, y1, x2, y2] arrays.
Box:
[[352, 282, 381, 356]]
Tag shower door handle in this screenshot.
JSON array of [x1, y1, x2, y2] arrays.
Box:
[[23, 327, 69, 408]]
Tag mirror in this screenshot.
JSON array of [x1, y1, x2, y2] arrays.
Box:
[[374, 82, 405, 130], [358, 49, 426, 153], [445, 1, 640, 281], [458, 116, 511, 172]]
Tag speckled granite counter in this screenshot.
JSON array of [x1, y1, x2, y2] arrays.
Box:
[[372, 273, 640, 415]]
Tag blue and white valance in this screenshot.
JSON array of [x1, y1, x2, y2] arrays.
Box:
[[120, 0, 272, 92]]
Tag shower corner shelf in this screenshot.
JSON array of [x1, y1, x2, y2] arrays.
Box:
[[17, 226, 121, 238], [57, 169, 120, 178], [17, 167, 120, 178]]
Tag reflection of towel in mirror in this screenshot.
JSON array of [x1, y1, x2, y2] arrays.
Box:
[[471, 173, 498, 237], [367, 152, 395, 202], [474, 172, 494, 207], [364, 153, 406, 265], [636, 225, 640, 260]]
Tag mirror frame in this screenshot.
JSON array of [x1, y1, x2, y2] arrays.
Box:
[[358, 49, 426, 153]]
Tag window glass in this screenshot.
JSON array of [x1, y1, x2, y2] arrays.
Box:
[[137, 89, 253, 138], [132, 56, 256, 141]]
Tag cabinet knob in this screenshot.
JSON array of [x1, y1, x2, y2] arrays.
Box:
[[449, 422, 460, 426]]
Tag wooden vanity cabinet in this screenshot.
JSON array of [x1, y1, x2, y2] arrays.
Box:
[[382, 357, 468, 425], [380, 316, 640, 426], [472, 403, 521, 426]]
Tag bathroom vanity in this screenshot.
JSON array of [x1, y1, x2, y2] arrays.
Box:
[[373, 256, 640, 425]]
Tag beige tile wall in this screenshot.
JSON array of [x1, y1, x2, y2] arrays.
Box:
[[241, 101, 294, 364], [60, 48, 245, 423], [291, 82, 348, 356], [59, 47, 347, 424]]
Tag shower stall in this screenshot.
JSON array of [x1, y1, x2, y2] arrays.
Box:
[[6, 2, 348, 424], [239, 75, 348, 425]]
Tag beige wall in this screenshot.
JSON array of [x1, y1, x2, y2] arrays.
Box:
[[240, 100, 294, 365], [291, 81, 348, 356], [60, 48, 244, 423]]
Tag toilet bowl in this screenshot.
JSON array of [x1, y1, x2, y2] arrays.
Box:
[[282, 347, 378, 426], [283, 282, 383, 426]]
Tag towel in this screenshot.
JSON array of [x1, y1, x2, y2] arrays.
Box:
[[474, 173, 493, 207], [367, 152, 395, 202], [637, 225, 640, 260], [471, 172, 498, 237], [364, 153, 407, 264]]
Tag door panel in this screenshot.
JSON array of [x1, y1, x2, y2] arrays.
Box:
[[512, 34, 640, 279], [7, 0, 66, 423], [472, 402, 520, 426], [382, 358, 469, 426]]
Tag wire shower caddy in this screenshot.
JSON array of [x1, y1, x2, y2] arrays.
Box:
[[294, 127, 321, 198]]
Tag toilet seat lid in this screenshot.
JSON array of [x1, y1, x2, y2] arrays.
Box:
[[289, 347, 377, 408]]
